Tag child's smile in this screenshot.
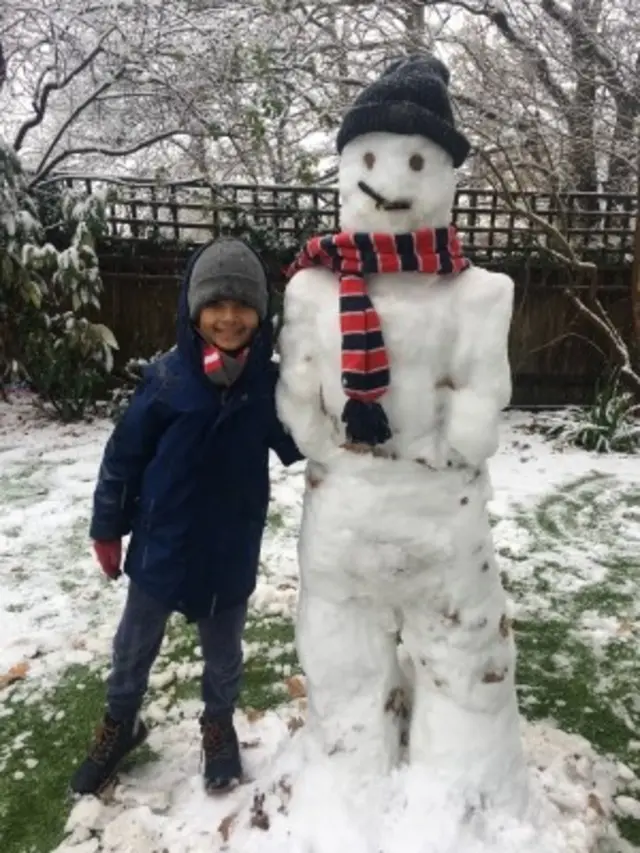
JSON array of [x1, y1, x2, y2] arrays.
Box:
[[198, 300, 260, 352]]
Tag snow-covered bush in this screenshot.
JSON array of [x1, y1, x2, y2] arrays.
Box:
[[0, 138, 118, 419], [538, 373, 640, 453]]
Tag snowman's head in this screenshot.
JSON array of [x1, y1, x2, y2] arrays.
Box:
[[339, 132, 456, 233], [336, 54, 469, 234]]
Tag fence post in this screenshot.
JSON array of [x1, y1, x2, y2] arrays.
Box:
[[130, 185, 139, 240], [169, 184, 180, 242]]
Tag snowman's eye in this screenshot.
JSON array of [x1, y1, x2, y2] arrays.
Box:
[[409, 154, 424, 171], [363, 152, 375, 169]]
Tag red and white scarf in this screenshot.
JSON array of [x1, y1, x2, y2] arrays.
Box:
[[202, 344, 249, 387]]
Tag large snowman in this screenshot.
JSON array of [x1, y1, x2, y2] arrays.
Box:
[[276, 55, 530, 817]]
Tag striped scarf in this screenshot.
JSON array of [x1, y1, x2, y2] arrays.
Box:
[[202, 343, 249, 387], [286, 227, 470, 446]]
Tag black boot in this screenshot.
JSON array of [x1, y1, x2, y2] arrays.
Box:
[[200, 712, 242, 792], [69, 713, 148, 796]]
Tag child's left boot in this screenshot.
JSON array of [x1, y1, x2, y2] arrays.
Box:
[[200, 711, 242, 792]]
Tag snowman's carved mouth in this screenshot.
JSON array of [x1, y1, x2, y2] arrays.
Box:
[[357, 181, 412, 211]]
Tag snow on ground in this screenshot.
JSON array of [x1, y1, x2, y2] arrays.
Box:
[[1, 395, 639, 852]]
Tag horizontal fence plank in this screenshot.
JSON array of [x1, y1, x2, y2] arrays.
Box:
[[48, 176, 636, 262]]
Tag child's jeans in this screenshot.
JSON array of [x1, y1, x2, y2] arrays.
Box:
[[106, 580, 247, 722]]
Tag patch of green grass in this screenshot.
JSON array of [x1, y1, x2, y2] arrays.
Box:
[[243, 615, 298, 709], [516, 613, 640, 847], [516, 622, 635, 757], [267, 508, 286, 531], [0, 463, 52, 507], [154, 612, 299, 709], [66, 516, 91, 561], [505, 475, 640, 846], [0, 611, 298, 853], [0, 666, 156, 853]]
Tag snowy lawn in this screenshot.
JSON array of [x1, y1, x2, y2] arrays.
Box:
[[0, 396, 639, 852]]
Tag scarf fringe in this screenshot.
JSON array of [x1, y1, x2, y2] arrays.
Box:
[[342, 398, 392, 446]]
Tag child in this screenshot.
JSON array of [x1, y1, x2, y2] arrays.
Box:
[[70, 237, 301, 796]]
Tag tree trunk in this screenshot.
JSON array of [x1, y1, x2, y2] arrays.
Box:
[[402, 0, 426, 52], [569, 0, 599, 196], [632, 186, 640, 354]]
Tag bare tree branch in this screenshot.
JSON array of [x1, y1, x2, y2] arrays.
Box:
[[33, 70, 126, 180], [0, 41, 6, 91], [12, 26, 116, 153], [540, 0, 634, 105], [29, 129, 186, 187]]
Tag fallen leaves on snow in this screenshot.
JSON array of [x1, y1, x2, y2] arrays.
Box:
[[0, 661, 29, 690], [616, 618, 637, 637], [245, 707, 266, 723], [218, 811, 238, 842], [482, 668, 507, 684], [586, 792, 606, 817], [285, 675, 306, 699]]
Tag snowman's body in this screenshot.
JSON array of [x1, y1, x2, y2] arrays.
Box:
[[277, 131, 530, 812]]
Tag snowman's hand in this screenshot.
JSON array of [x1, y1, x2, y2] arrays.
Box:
[[446, 387, 502, 467], [445, 270, 514, 467], [276, 269, 345, 465]]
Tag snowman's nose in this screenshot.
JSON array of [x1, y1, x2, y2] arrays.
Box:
[[357, 181, 412, 211], [358, 180, 386, 207]]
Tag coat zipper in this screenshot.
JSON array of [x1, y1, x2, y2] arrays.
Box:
[[213, 389, 250, 431]]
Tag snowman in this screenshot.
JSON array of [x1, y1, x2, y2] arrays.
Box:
[[276, 55, 529, 817]]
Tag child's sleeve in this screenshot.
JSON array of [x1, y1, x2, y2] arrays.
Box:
[[267, 364, 304, 467], [90, 372, 170, 540], [269, 416, 304, 467]]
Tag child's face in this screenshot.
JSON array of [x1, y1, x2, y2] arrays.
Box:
[[197, 300, 260, 352]]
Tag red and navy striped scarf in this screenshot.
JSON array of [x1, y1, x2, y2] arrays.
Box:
[[286, 227, 470, 446]]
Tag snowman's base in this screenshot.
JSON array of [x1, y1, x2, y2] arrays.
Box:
[[56, 703, 635, 853], [222, 721, 627, 853]]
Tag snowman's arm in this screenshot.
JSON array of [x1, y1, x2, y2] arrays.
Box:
[[276, 269, 341, 464], [446, 271, 514, 466]]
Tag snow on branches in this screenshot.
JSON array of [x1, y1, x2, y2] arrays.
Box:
[[2, 1, 638, 188]]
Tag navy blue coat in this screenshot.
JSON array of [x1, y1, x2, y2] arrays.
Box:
[[90, 244, 301, 620]]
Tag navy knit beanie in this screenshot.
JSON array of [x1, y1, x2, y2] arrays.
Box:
[[336, 54, 470, 169]]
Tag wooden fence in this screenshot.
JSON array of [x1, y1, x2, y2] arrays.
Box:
[[47, 177, 638, 406], [55, 176, 637, 265], [97, 251, 633, 407]]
